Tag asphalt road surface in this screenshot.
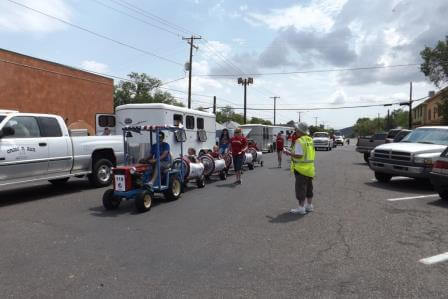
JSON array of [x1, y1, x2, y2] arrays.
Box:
[[1, 143, 448, 298]]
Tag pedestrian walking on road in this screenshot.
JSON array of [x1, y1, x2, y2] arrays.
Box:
[[230, 128, 248, 185], [276, 132, 284, 168], [290, 122, 316, 215]]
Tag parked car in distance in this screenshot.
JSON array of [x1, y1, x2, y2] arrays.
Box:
[[429, 148, 448, 201], [369, 126, 448, 183], [393, 129, 411, 143], [0, 111, 124, 188], [313, 132, 334, 151], [356, 132, 387, 163]]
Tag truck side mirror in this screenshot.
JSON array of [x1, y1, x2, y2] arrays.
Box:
[[0, 127, 14, 138]]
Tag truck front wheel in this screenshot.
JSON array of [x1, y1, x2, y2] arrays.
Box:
[[375, 172, 392, 183], [89, 158, 113, 187], [364, 153, 370, 163]]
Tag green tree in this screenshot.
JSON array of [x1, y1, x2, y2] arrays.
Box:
[[249, 117, 272, 125], [420, 37, 448, 122], [114, 72, 185, 108]]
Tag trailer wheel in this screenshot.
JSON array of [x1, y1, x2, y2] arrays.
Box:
[[197, 176, 206, 188], [219, 171, 227, 180], [135, 191, 152, 212], [164, 176, 182, 201], [102, 189, 121, 210], [89, 158, 113, 187], [248, 163, 254, 170], [49, 177, 69, 186]]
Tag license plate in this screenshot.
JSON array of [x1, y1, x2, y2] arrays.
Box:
[[114, 175, 126, 191]]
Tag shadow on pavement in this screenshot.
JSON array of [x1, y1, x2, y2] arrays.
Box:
[[352, 162, 368, 166], [365, 179, 434, 193], [89, 194, 170, 217], [0, 180, 92, 207], [266, 212, 305, 223], [215, 182, 238, 188], [427, 198, 448, 209]]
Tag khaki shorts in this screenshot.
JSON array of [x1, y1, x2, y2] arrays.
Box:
[[294, 171, 313, 201]]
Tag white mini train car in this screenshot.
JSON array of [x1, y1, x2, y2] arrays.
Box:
[[96, 104, 216, 161]]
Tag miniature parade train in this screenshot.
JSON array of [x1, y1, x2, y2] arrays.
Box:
[[102, 125, 264, 213]]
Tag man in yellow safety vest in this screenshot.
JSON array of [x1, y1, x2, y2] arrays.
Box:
[[290, 122, 316, 214]]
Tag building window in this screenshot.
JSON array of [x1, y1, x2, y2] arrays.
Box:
[[197, 117, 204, 129], [173, 114, 183, 126], [428, 109, 432, 121], [186, 115, 194, 129]]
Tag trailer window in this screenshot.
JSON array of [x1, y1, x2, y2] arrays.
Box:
[[173, 114, 183, 127], [186, 115, 195, 129], [197, 117, 204, 129], [37, 117, 62, 137], [98, 115, 115, 127]]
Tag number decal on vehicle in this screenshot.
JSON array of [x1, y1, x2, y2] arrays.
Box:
[[114, 175, 126, 191]]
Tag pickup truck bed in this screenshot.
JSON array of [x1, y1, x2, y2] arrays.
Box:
[[356, 133, 387, 162]]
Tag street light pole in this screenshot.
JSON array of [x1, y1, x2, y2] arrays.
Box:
[[237, 77, 253, 124]]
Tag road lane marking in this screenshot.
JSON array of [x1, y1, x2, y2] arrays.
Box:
[[386, 194, 439, 202], [419, 252, 448, 265]]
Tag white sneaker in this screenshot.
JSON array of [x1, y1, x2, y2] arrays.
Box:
[[305, 204, 314, 212], [290, 206, 306, 214]]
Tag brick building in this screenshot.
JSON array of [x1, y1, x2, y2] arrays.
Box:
[[412, 88, 448, 128], [0, 48, 114, 134]]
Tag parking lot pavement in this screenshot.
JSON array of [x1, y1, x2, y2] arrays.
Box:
[[1, 144, 448, 297]]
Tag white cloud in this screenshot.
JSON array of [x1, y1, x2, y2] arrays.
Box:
[[246, 0, 348, 32], [81, 60, 109, 73], [239, 5, 248, 11], [0, 0, 71, 33], [330, 89, 347, 105]]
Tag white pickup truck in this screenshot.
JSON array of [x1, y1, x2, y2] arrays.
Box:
[[312, 132, 333, 151], [369, 126, 448, 182], [0, 111, 124, 188]]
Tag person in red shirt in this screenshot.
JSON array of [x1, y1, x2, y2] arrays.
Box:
[[276, 132, 285, 168], [291, 131, 298, 145], [230, 128, 248, 184]]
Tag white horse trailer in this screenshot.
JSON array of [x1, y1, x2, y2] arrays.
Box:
[[239, 124, 274, 153], [96, 104, 216, 161]]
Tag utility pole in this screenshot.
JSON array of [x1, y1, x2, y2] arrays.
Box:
[[269, 96, 280, 125], [297, 111, 304, 122], [378, 113, 380, 130], [314, 117, 318, 127], [213, 96, 216, 114], [183, 35, 202, 109], [399, 81, 413, 129], [237, 77, 253, 124], [384, 104, 392, 130], [409, 81, 413, 129]]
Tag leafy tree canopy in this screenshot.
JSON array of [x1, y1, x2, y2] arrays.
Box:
[[114, 72, 185, 108]]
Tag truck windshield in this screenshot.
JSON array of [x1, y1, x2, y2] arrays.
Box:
[[0, 115, 5, 123], [313, 133, 328, 138], [401, 128, 448, 145]]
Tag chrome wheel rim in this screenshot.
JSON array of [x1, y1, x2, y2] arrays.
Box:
[[98, 165, 111, 183], [143, 194, 152, 208]]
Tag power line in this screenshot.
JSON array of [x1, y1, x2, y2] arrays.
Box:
[[208, 97, 428, 111], [193, 64, 420, 77], [91, 0, 182, 37], [6, 0, 183, 66], [110, 0, 194, 36]]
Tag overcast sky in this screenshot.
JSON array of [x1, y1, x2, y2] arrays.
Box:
[[1, 0, 446, 129]]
